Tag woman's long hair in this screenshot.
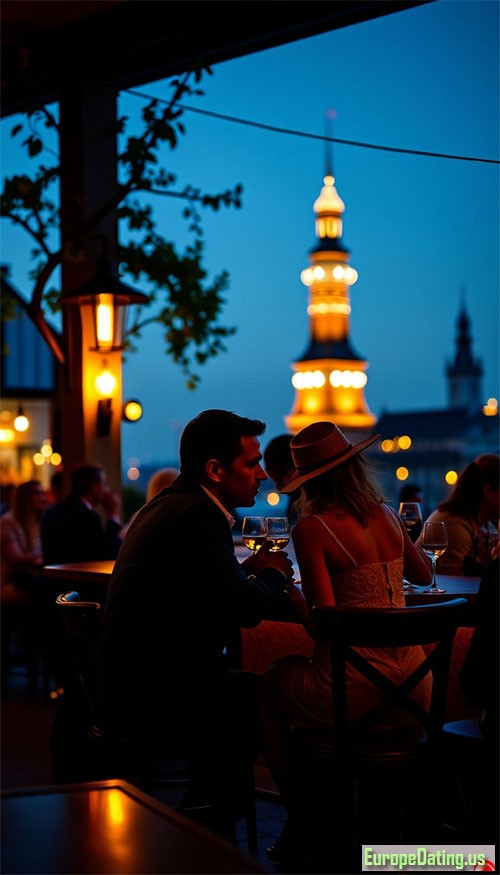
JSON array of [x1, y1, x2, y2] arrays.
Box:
[[11, 480, 43, 550], [297, 454, 385, 526], [438, 454, 499, 519]]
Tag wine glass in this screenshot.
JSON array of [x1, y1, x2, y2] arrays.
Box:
[[265, 517, 290, 552], [241, 516, 267, 554], [481, 520, 499, 560], [398, 502, 423, 590], [398, 502, 423, 538], [421, 521, 447, 593]]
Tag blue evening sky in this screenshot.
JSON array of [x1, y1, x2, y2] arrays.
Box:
[[1, 0, 499, 468]]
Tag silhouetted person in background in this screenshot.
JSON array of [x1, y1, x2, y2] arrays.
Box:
[[264, 434, 300, 524], [41, 462, 122, 565], [417, 454, 499, 575], [0, 482, 15, 516], [46, 470, 65, 506], [1, 480, 46, 599], [398, 482, 425, 507], [1, 480, 47, 695], [120, 466, 180, 539], [145, 467, 180, 502]]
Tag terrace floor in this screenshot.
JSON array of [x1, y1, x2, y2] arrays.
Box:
[[1, 663, 291, 874]]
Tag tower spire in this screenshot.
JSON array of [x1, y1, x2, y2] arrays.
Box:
[[325, 107, 335, 178], [446, 294, 483, 414], [285, 130, 375, 439]]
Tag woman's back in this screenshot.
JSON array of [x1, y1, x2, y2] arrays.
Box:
[[311, 504, 400, 562], [293, 503, 430, 607], [311, 509, 405, 608]]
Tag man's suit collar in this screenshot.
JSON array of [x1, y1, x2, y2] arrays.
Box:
[[200, 485, 235, 528]]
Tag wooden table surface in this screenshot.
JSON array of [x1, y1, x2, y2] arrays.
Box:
[[404, 575, 480, 604], [1, 779, 270, 875], [43, 559, 481, 604]]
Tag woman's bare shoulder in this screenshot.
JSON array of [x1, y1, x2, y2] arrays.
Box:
[[378, 502, 400, 523], [293, 514, 324, 538]]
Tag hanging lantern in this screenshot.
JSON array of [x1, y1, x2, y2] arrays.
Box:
[[60, 250, 148, 352]]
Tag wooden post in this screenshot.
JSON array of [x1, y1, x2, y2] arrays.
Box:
[[56, 81, 123, 501]]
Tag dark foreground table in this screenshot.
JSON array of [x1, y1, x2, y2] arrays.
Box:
[[1, 779, 270, 875]]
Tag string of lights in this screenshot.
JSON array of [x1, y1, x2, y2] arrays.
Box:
[[125, 88, 500, 166]]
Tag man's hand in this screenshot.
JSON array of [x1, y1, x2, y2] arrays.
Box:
[[101, 488, 121, 521], [255, 540, 294, 582]]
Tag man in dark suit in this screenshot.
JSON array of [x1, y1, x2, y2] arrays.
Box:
[[41, 462, 122, 565], [102, 409, 296, 833]]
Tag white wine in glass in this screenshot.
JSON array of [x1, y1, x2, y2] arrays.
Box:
[[265, 517, 290, 552], [398, 502, 423, 537], [241, 516, 267, 554], [421, 521, 447, 593]]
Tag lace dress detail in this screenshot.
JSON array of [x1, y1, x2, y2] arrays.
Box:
[[312, 513, 406, 609], [285, 509, 431, 729], [327, 562, 405, 608]]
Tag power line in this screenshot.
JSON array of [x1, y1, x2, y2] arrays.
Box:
[[126, 88, 499, 166]]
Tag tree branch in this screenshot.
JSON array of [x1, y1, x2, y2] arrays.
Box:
[[83, 72, 194, 234], [27, 251, 65, 364]]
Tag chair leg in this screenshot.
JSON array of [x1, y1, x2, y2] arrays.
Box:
[[26, 647, 39, 699], [147, 757, 258, 854], [1, 619, 40, 700], [441, 751, 496, 841], [245, 796, 258, 855]]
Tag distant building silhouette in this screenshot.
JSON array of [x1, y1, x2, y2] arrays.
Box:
[[0, 265, 59, 490], [446, 297, 484, 414], [372, 301, 498, 510]]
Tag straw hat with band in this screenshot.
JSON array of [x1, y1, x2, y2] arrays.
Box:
[[281, 421, 380, 493]]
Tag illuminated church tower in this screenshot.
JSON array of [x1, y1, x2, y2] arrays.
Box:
[[285, 146, 376, 439]]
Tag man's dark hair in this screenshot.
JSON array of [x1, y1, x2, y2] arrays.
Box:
[[51, 470, 64, 490], [180, 410, 265, 482], [71, 462, 104, 496], [50, 470, 65, 498]]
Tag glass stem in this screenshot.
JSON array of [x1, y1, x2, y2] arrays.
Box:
[[431, 556, 437, 591]]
